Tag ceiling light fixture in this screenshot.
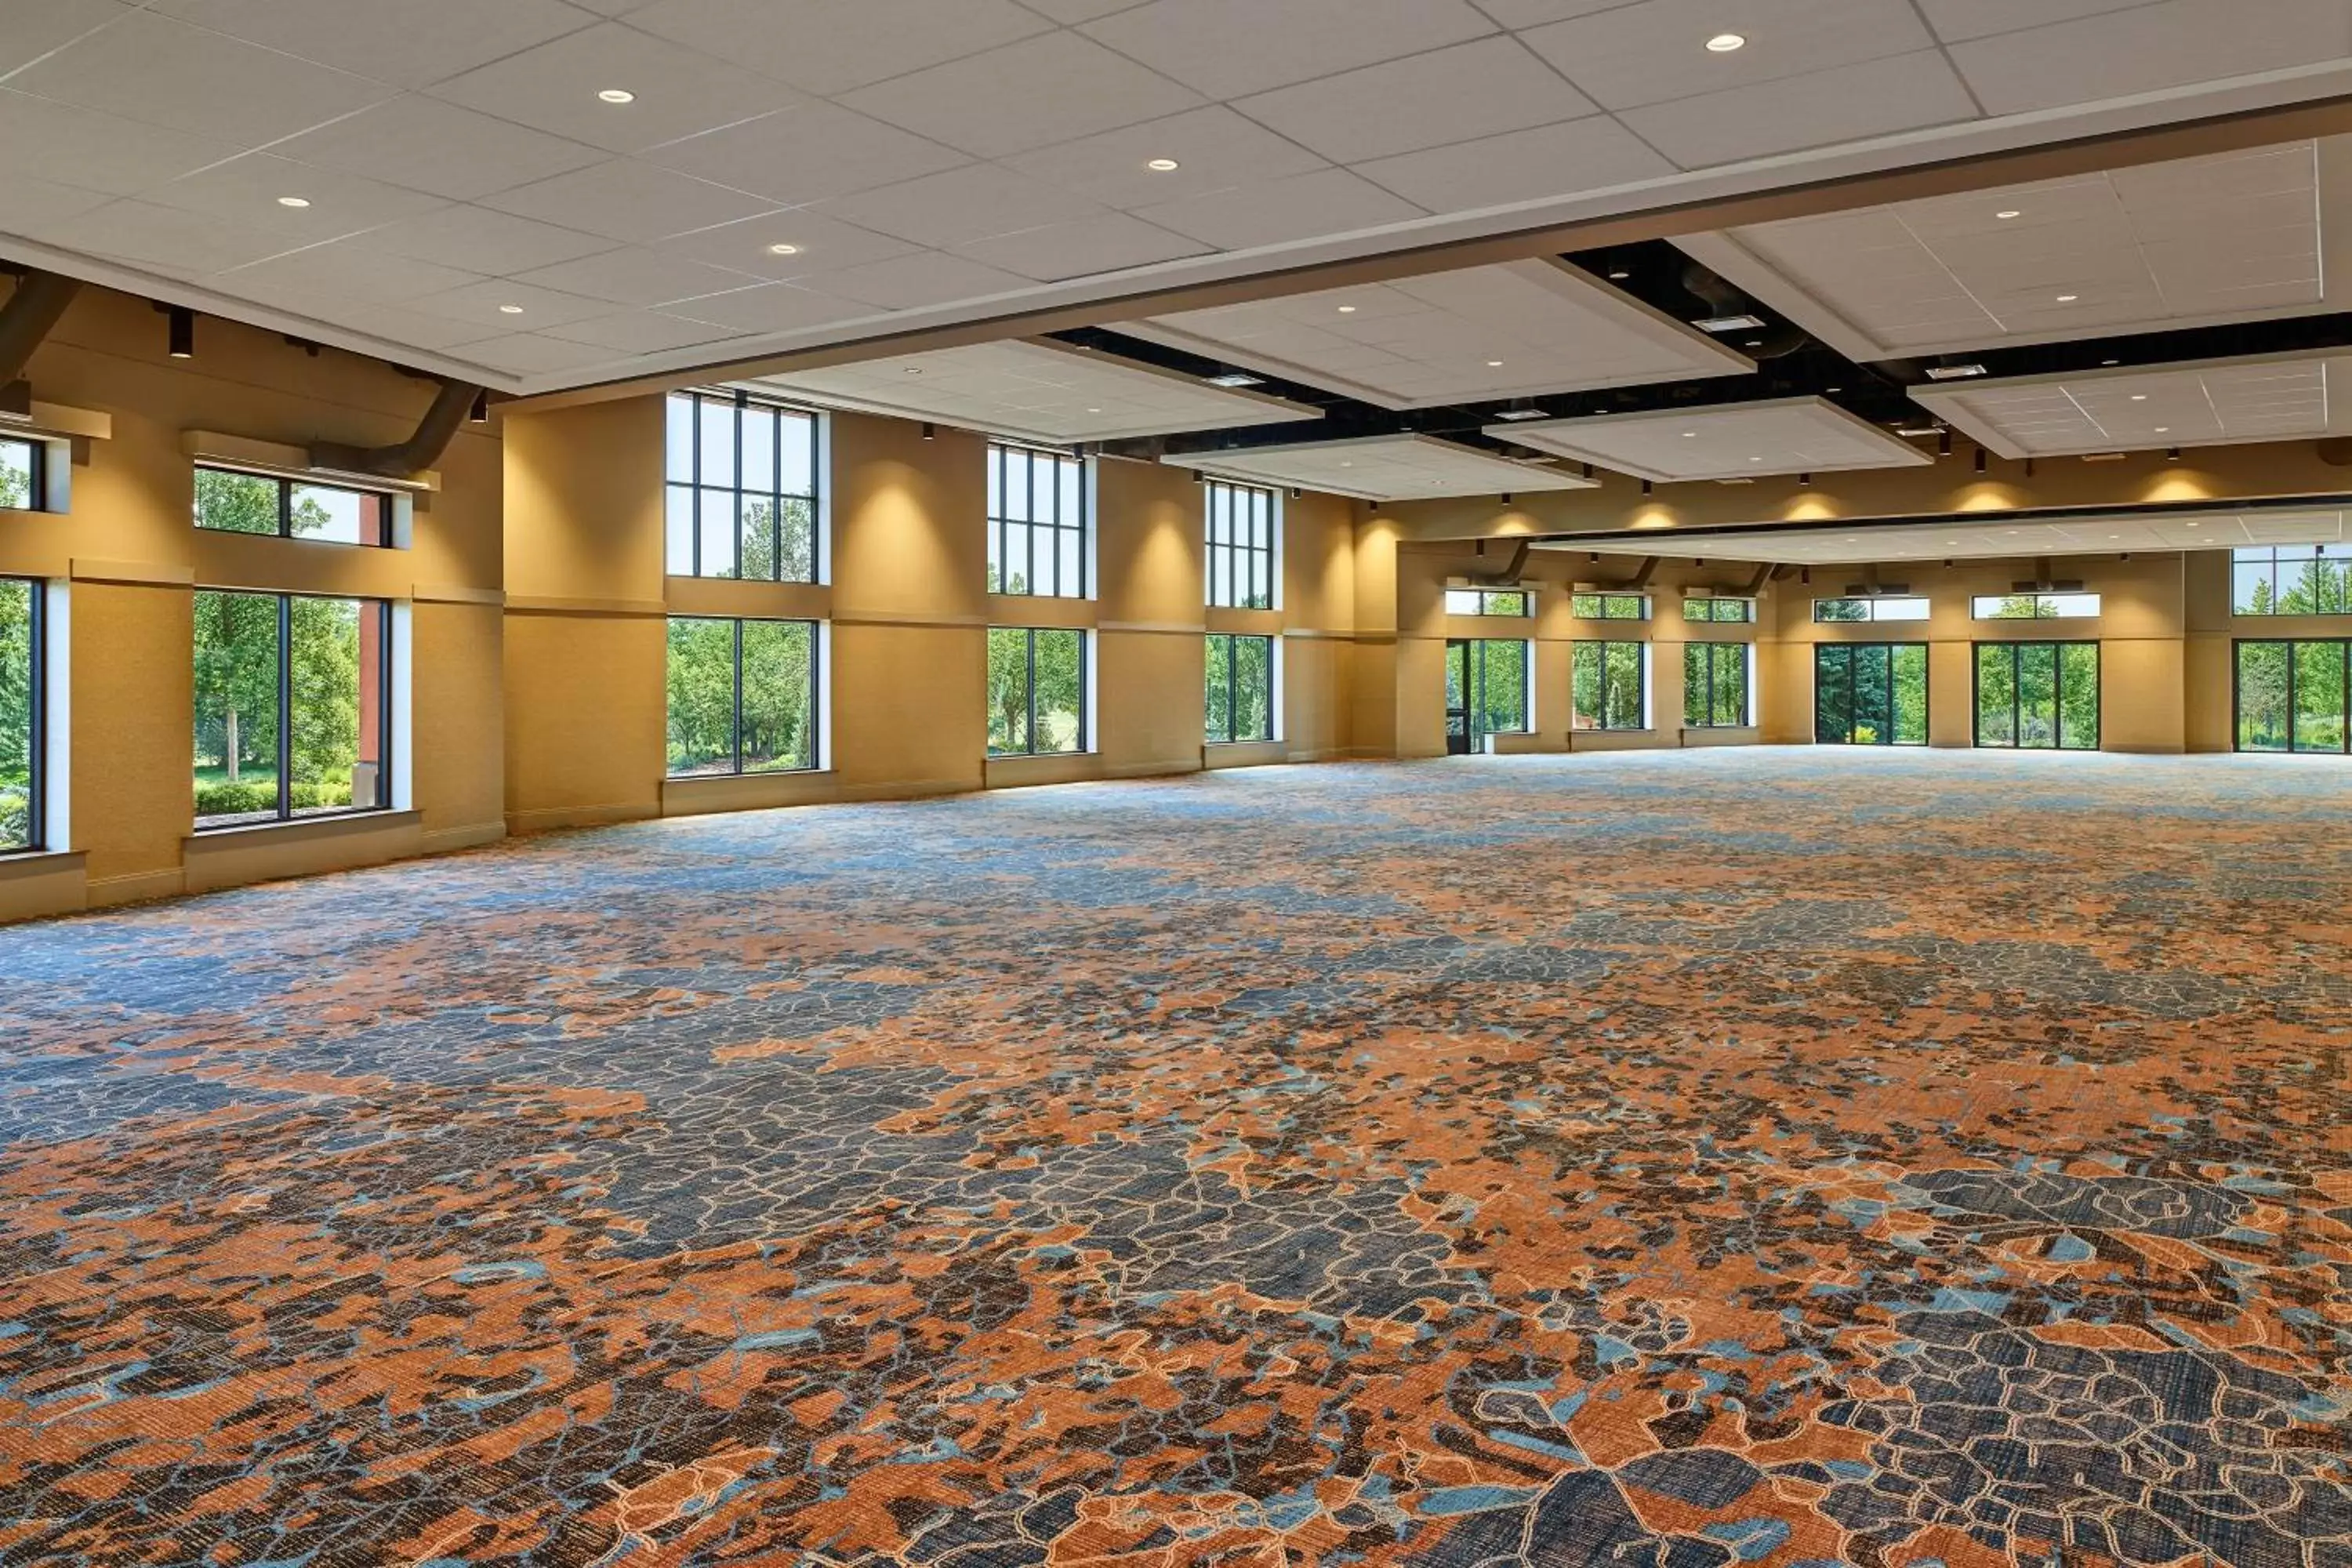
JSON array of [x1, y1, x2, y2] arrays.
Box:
[[598, 88, 635, 103], [1608, 269, 1631, 280], [166, 305, 194, 360], [1706, 31, 1746, 51], [1486, 360, 1504, 368], [1996, 209, 2022, 220], [767, 242, 801, 256], [921, 422, 935, 441], [2168, 446, 2182, 462], [1146, 158, 1180, 171], [468, 390, 489, 424], [1203, 372, 1263, 388], [499, 303, 524, 314], [1495, 408, 1547, 422], [1693, 313, 1765, 333], [2056, 293, 2079, 303], [1337, 305, 1358, 314], [2130, 394, 2147, 401], [1925, 364, 1988, 380], [276, 195, 310, 209]]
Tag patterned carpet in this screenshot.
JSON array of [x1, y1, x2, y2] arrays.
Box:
[[1, 749, 2347, 1567]]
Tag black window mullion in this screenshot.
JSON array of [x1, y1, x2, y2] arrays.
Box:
[[690, 395, 703, 578], [25, 579, 42, 848], [275, 595, 292, 819], [770, 407, 784, 585], [1025, 630, 1039, 757], [731, 619, 746, 775]]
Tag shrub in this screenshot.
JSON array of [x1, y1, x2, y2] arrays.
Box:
[[195, 781, 274, 815]]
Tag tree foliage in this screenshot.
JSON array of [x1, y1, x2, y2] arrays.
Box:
[[0, 580, 31, 848], [666, 618, 815, 775], [192, 591, 364, 815]]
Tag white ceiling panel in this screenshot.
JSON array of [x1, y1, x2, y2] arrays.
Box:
[[426, 22, 797, 154], [1000, 107, 1330, 210], [151, 0, 594, 91], [793, 251, 1032, 311], [1515, 0, 1933, 112], [1681, 139, 2345, 360], [143, 153, 448, 239], [1950, 0, 2352, 118], [1079, 0, 1499, 99], [1163, 432, 1595, 500], [653, 209, 920, 281], [955, 213, 1210, 283], [824, 165, 1110, 251], [510, 246, 757, 308], [212, 241, 486, 307], [1910, 352, 2352, 459], [640, 104, 970, 207], [369, 205, 617, 276], [1353, 115, 1675, 212], [1917, 0, 2158, 44], [1130, 168, 1426, 251], [1232, 37, 1595, 165], [456, 332, 628, 375], [663, 283, 876, 334], [0, 0, 131, 79], [271, 98, 606, 205], [0, 88, 241, 197], [622, 0, 1053, 96], [0, 170, 112, 233], [481, 160, 775, 246], [540, 309, 747, 354], [742, 338, 1323, 445], [1490, 397, 1933, 481], [36, 198, 296, 275], [408, 278, 615, 332], [1122, 258, 1750, 409], [1533, 508, 2351, 565], [1620, 50, 1978, 168], [841, 32, 1203, 160]]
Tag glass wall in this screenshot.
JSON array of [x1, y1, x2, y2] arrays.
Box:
[[1446, 640, 1531, 748], [1205, 633, 1275, 744], [1815, 643, 1928, 746], [2236, 640, 2351, 752], [1683, 641, 1750, 728], [666, 617, 821, 777], [193, 592, 390, 829], [1814, 597, 1929, 622], [1571, 641, 1646, 731], [1974, 641, 2099, 750], [987, 628, 1087, 757]]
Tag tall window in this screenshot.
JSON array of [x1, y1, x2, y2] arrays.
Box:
[[988, 628, 1087, 757], [1973, 593, 2100, 619], [2234, 546, 2352, 615], [1206, 633, 1275, 744], [194, 466, 390, 546], [1815, 643, 1928, 746], [1682, 596, 1755, 623], [1815, 597, 1929, 622], [988, 444, 1087, 598], [1446, 589, 1530, 617], [1572, 641, 1646, 730], [193, 592, 390, 829], [665, 391, 819, 582], [1572, 593, 1650, 621], [0, 578, 41, 853], [1206, 481, 1276, 609], [666, 617, 820, 778], [0, 437, 39, 512], [1447, 639, 1530, 742], [1976, 641, 2099, 750], [2235, 640, 2351, 752], [1684, 642, 1750, 728]]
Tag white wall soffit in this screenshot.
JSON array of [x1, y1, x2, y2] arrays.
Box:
[[1531, 508, 2352, 565], [1487, 395, 1931, 482], [1678, 137, 2352, 363], [1910, 350, 2352, 459], [1117, 258, 1751, 410], [734, 338, 1319, 445], [1161, 434, 1595, 503]]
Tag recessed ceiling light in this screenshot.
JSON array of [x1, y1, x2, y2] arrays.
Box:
[[598, 88, 635, 103], [2103, 359, 2121, 366], [276, 195, 310, 208], [1925, 364, 1988, 380], [767, 242, 801, 256], [1486, 360, 1504, 368], [1608, 270, 1631, 280], [1203, 372, 1263, 389], [2056, 294, 2079, 303], [1494, 408, 1548, 422], [2187, 521, 2199, 528], [2154, 426, 2169, 434], [1706, 31, 1746, 51], [1693, 313, 1765, 333], [1086, 406, 1102, 413], [498, 303, 524, 314], [1337, 305, 1358, 314], [1146, 158, 1180, 172], [1681, 430, 1697, 437], [2131, 394, 2148, 401], [1996, 209, 2022, 220], [904, 367, 921, 374]]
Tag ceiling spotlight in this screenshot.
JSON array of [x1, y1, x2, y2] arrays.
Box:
[[1996, 209, 2022, 220], [1494, 408, 1548, 422], [1693, 313, 1765, 333], [921, 422, 936, 441], [276, 195, 310, 209], [767, 242, 802, 256], [166, 304, 194, 360], [1203, 372, 1263, 388], [1925, 364, 1988, 380], [468, 389, 489, 424], [1337, 305, 1358, 314], [1681, 430, 1697, 438], [597, 88, 635, 103], [2056, 294, 2079, 303], [1973, 446, 1987, 474], [1146, 158, 1181, 171], [1798, 473, 1812, 487], [1938, 430, 1954, 457], [1641, 479, 1654, 496], [1486, 359, 1504, 368], [1608, 270, 1631, 280], [2130, 394, 2148, 401], [2168, 445, 2182, 462], [1705, 31, 1747, 51], [2154, 426, 2169, 434], [499, 303, 524, 314]]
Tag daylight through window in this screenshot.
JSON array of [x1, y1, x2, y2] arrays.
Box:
[[1572, 641, 1646, 731], [1206, 481, 1276, 609], [1572, 593, 1650, 621], [1205, 633, 1276, 744], [666, 617, 821, 778], [665, 391, 820, 582], [988, 444, 1087, 598], [194, 466, 390, 546], [988, 628, 1087, 757], [1446, 589, 1531, 617], [0, 577, 42, 853], [0, 438, 39, 512], [2234, 547, 2352, 616], [193, 591, 390, 829], [1683, 641, 1751, 728]]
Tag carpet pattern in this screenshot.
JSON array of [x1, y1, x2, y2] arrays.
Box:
[[0, 750, 2347, 1567]]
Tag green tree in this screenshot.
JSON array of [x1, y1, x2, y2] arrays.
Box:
[[0, 441, 31, 510], [193, 590, 279, 788], [0, 580, 31, 848], [666, 618, 738, 774]]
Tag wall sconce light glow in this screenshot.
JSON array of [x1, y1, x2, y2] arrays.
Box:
[[597, 88, 635, 103], [276, 195, 310, 208], [1146, 158, 1180, 171], [1705, 31, 1746, 50]]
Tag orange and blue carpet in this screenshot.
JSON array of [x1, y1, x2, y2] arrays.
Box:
[[0, 750, 2347, 1566]]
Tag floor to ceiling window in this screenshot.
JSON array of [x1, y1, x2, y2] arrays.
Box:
[[1682, 641, 1751, 728], [1814, 643, 1928, 746], [2235, 640, 2351, 752], [987, 628, 1087, 757], [1205, 633, 1276, 744], [1571, 641, 1646, 732], [0, 576, 42, 853], [1974, 641, 2099, 750], [1446, 639, 1530, 753], [664, 390, 820, 582], [666, 617, 821, 778], [192, 591, 391, 829]]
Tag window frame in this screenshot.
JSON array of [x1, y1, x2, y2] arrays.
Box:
[[1681, 596, 1756, 624], [1571, 639, 1648, 731], [2232, 546, 2352, 617], [2231, 637, 2352, 753], [1205, 632, 1277, 745], [988, 626, 1091, 758], [1445, 588, 1533, 618], [664, 615, 824, 779], [986, 442, 1090, 600], [1682, 639, 1752, 729], [192, 590, 394, 833], [1204, 481, 1278, 610], [1972, 639, 2100, 751], [193, 464, 396, 548], [0, 436, 44, 514], [1813, 596, 1931, 623], [664, 390, 823, 584], [1970, 593, 2102, 620], [0, 575, 45, 855], [1571, 593, 1653, 621], [1446, 637, 1532, 742], [1813, 641, 1930, 746]]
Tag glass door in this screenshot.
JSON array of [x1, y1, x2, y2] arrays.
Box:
[[1446, 639, 1531, 753], [1815, 643, 1928, 746], [1974, 641, 2098, 750], [2236, 640, 2352, 753]]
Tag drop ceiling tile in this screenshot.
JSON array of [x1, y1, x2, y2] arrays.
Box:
[[1469, 0, 1631, 24], [1520, 0, 1933, 112], [796, 250, 1033, 310], [427, 21, 797, 155], [0, 89, 241, 197], [623, 0, 1053, 96], [1951, 0, 2352, 117], [1133, 167, 1425, 251], [840, 31, 1203, 159], [0, 0, 133, 79], [452, 332, 622, 374], [1015, 0, 1141, 20], [1917, 0, 2158, 42], [1080, 0, 1497, 99], [291, 299, 512, 352], [145, 152, 448, 239], [641, 104, 969, 205], [1123, 257, 1750, 408], [826, 165, 1110, 249], [482, 160, 775, 245], [1621, 50, 1976, 168], [34, 197, 296, 274], [662, 282, 876, 333], [1165, 433, 1593, 499], [272, 98, 606, 204], [9, 10, 393, 143], [1234, 37, 1595, 165], [1354, 114, 1676, 211], [371, 204, 617, 275], [655, 209, 920, 281], [1911, 353, 2352, 458], [151, 0, 595, 90], [1486, 397, 1932, 481], [1000, 106, 1330, 210], [210, 238, 485, 303], [956, 212, 1210, 281], [0, 167, 114, 230], [539, 308, 748, 353], [511, 245, 757, 307], [408, 278, 615, 331], [744, 338, 1321, 444]]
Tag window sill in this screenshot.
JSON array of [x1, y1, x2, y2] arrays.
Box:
[[187, 808, 418, 850], [0, 848, 84, 882], [665, 768, 829, 785], [1205, 739, 1281, 749]]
